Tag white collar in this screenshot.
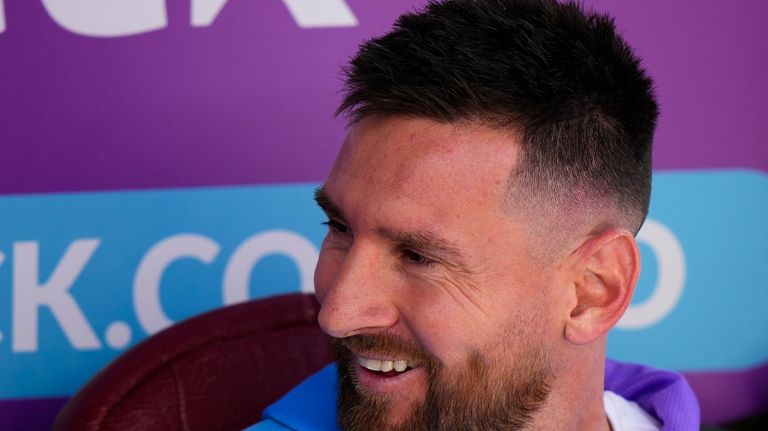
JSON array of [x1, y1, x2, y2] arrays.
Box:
[[604, 390, 661, 431]]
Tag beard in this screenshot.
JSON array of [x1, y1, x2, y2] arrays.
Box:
[[333, 333, 552, 431]]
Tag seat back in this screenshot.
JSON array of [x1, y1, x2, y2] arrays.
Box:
[[53, 293, 333, 431]]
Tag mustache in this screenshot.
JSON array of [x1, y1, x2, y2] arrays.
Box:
[[332, 333, 439, 369]]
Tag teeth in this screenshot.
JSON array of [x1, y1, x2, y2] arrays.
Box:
[[359, 356, 410, 373], [358, 356, 381, 371]]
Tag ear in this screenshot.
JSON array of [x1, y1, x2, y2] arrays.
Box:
[[563, 229, 640, 345]]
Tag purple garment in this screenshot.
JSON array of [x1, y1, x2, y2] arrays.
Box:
[[605, 359, 700, 430], [256, 359, 701, 430]]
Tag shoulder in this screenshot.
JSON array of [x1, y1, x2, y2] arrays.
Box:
[[243, 418, 293, 431], [256, 363, 339, 431], [605, 358, 700, 430]]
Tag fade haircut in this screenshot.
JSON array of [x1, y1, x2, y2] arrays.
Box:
[[337, 0, 658, 241]]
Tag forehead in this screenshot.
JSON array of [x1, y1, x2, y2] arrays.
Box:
[[325, 116, 520, 218]]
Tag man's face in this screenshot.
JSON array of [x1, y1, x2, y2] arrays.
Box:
[[314, 116, 569, 430]]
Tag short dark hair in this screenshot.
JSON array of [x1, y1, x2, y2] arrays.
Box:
[[337, 0, 658, 237]]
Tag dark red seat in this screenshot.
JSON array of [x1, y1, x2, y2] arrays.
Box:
[[53, 293, 333, 431]]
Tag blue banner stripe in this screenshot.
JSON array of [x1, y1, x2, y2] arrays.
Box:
[[0, 170, 765, 398]]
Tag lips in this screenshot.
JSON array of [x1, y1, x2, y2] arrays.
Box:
[[353, 354, 427, 397], [333, 334, 435, 392]]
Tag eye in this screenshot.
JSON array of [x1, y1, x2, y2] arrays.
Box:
[[322, 219, 349, 235], [401, 249, 437, 268]]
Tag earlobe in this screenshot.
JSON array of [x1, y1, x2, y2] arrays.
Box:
[[564, 230, 640, 345]]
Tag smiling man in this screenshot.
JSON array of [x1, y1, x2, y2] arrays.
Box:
[[249, 0, 699, 430], [315, 117, 566, 430]]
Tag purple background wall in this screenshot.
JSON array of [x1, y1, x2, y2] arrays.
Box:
[[2, 0, 766, 196], [0, 0, 766, 429]]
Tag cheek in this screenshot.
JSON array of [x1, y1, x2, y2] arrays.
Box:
[[431, 294, 552, 366], [398, 290, 485, 366]]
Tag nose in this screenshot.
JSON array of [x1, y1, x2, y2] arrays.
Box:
[[315, 244, 399, 338]]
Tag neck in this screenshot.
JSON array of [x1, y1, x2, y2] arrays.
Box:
[[528, 344, 610, 431]]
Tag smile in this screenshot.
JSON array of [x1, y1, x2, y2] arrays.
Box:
[[354, 353, 425, 394], [358, 356, 412, 373]]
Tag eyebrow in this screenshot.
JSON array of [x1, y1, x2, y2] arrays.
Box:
[[314, 187, 347, 223], [376, 227, 469, 268], [314, 187, 472, 272]]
